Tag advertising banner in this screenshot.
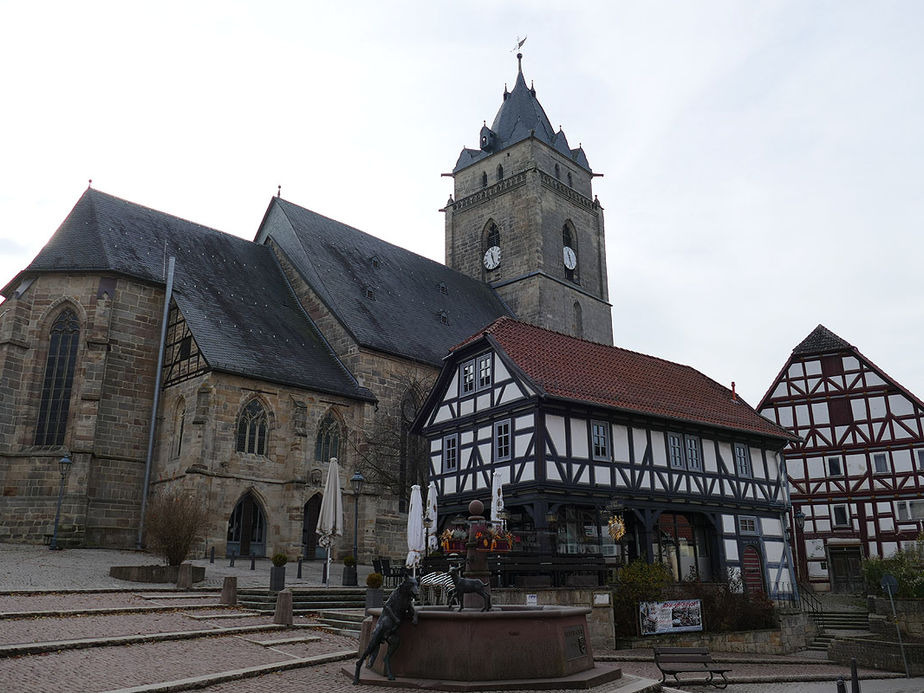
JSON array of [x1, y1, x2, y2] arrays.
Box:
[[639, 599, 703, 635]]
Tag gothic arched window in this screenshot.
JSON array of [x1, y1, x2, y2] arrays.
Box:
[[315, 412, 341, 463], [554, 163, 560, 180], [485, 222, 500, 249], [572, 302, 584, 339], [481, 171, 488, 188], [497, 164, 504, 181], [236, 399, 268, 455], [173, 398, 186, 458], [34, 308, 80, 446]]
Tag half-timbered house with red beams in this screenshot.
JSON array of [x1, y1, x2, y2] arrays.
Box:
[[758, 325, 924, 592], [416, 317, 799, 598]]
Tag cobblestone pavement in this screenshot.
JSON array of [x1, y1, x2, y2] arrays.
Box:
[[0, 542, 372, 591], [0, 545, 914, 692]]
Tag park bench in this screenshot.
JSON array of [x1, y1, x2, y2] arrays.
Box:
[[653, 646, 730, 689]]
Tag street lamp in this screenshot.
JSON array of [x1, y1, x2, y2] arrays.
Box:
[[423, 515, 433, 560], [794, 509, 806, 531], [49, 455, 73, 551], [350, 471, 365, 568]]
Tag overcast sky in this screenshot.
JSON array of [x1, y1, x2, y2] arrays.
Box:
[[2, 1, 922, 408]]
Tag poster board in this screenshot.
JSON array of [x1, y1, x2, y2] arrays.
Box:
[[638, 599, 703, 635]]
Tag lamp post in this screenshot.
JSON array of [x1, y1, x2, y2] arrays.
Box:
[[793, 508, 806, 582], [350, 471, 365, 568], [423, 515, 433, 562], [50, 455, 73, 551]]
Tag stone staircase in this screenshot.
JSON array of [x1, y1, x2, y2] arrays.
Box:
[[238, 588, 371, 637], [807, 610, 872, 652]]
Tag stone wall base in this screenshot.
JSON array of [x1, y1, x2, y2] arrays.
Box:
[[830, 636, 924, 676], [109, 564, 206, 584]]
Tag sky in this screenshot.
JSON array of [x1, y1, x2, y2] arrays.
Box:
[[2, 1, 923, 408]]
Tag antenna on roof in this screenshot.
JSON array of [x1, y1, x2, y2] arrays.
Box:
[[87, 179, 92, 189], [277, 185, 281, 198]]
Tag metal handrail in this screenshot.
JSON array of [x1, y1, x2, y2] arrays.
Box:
[[797, 580, 822, 615]]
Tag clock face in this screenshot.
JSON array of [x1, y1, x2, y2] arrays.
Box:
[[563, 246, 577, 270], [483, 245, 501, 270]]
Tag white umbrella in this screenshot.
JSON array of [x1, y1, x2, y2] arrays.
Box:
[[491, 471, 505, 525], [316, 457, 343, 587], [406, 484, 424, 576], [425, 481, 438, 552]]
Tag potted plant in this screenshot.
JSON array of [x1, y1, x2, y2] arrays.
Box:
[[365, 571, 384, 613], [342, 553, 358, 586], [440, 527, 468, 553], [270, 552, 287, 592]]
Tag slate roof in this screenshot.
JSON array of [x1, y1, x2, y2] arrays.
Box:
[[255, 198, 512, 366], [453, 56, 591, 173], [459, 318, 794, 441], [791, 324, 853, 356], [5, 189, 373, 401]]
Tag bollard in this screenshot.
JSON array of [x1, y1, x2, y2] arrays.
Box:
[[850, 658, 860, 693], [176, 562, 193, 590], [836, 677, 847, 693], [220, 576, 238, 606], [297, 557, 303, 579], [210, 546, 215, 564], [250, 553, 256, 570], [273, 588, 293, 626], [230, 551, 235, 567]]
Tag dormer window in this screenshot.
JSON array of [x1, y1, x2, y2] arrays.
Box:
[[438, 282, 448, 295], [439, 311, 449, 325], [363, 287, 376, 300], [370, 255, 380, 269]]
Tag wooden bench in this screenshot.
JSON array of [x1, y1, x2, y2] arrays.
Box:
[[653, 647, 730, 689]]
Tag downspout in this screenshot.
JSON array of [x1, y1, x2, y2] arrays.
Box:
[[137, 257, 175, 548]]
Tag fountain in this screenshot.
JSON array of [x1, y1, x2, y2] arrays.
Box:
[[345, 500, 623, 690]]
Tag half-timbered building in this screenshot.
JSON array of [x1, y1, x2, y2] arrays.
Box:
[[759, 325, 924, 592], [417, 317, 799, 597]]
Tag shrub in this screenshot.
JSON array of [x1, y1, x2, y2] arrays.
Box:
[[611, 560, 674, 636], [272, 552, 288, 567], [679, 575, 777, 632], [343, 554, 356, 567], [863, 550, 924, 598], [366, 572, 384, 589], [143, 488, 209, 566]]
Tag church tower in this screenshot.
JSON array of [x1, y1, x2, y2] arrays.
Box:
[[444, 54, 613, 345]]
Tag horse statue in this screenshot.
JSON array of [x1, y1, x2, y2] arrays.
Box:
[[447, 564, 491, 612], [353, 576, 419, 683]]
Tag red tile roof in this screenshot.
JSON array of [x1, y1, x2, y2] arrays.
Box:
[[460, 318, 794, 441]]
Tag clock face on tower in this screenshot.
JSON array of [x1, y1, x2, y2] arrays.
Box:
[[563, 246, 577, 270], [483, 245, 501, 270]]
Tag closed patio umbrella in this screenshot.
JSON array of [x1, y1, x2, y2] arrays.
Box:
[[316, 457, 343, 587], [406, 484, 424, 577], [425, 481, 438, 552]]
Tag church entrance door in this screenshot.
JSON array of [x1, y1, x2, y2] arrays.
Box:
[[303, 495, 325, 559], [226, 493, 266, 558]]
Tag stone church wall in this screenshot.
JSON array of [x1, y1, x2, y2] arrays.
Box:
[[0, 273, 162, 546]]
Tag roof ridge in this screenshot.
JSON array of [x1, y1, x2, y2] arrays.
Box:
[[87, 188, 235, 240]]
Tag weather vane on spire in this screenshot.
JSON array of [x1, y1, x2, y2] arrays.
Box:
[[511, 35, 527, 52]]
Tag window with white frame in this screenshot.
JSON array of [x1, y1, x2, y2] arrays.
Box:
[[494, 419, 511, 461], [828, 456, 843, 476], [477, 353, 492, 389], [591, 421, 610, 460], [460, 360, 475, 395], [443, 434, 458, 472], [873, 453, 889, 474], [739, 516, 758, 534], [734, 443, 752, 477], [832, 504, 850, 528], [899, 499, 924, 520], [916, 449, 924, 471], [897, 500, 911, 522]]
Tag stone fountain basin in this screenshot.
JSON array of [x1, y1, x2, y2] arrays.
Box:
[[357, 605, 601, 682]]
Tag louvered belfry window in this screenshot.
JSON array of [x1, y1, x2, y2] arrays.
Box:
[[35, 309, 80, 446]]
